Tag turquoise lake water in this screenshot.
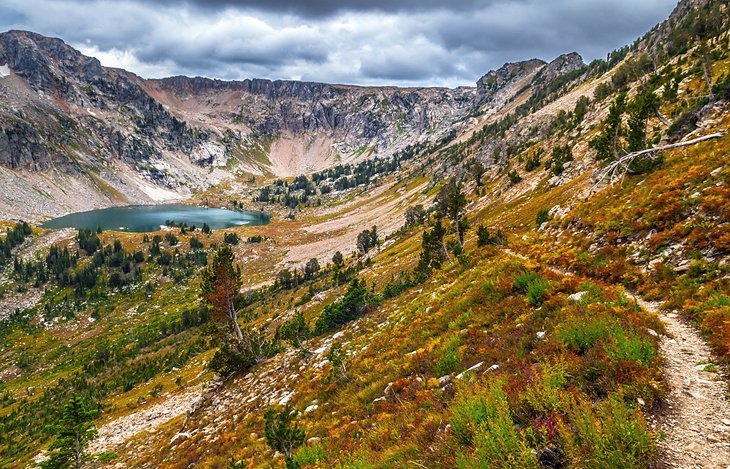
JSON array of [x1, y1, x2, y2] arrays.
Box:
[[41, 204, 270, 233]]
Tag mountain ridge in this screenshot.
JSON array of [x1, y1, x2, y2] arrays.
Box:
[[0, 28, 590, 221]]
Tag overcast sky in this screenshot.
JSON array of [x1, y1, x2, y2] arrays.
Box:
[[0, 0, 678, 87]]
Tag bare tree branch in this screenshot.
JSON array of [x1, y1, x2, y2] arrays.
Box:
[[591, 130, 725, 193]]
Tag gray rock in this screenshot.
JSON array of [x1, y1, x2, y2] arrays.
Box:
[[476, 59, 546, 96], [673, 260, 692, 273], [568, 291, 588, 302], [456, 361, 484, 379]]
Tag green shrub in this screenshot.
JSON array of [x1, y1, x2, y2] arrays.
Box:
[[608, 331, 655, 367], [97, 451, 118, 463], [556, 317, 615, 354], [451, 385, 493, 446], [476, 225, 507, 247], [453, 380, 538, 468], [294, 442, 328, 466], [436, 336, 462, 376], [207, 342, 255, 376], [513, 271, 550, 306], [561, 393, 655, 468], [264, 405, 305, 467], [526, 279, 550, 307], [314, 278, 369, 335], [536, 208, 551, 228], [513, 271, 541, 294]]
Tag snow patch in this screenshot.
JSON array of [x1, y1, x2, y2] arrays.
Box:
[[0, 64, 9, 78], [135, 180, 181, 202]]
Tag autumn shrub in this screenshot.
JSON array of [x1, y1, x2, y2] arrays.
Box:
[[517, 363, 568, 418], [560, 393, 655, 468], [687, 291, 730, 362], [450, 383, 492, 447]]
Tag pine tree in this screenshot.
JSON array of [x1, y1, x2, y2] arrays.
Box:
[[590, 90, 627, 160], [626, 91, 660, 152], [40, 395, 98, 469], [264, 405, 305, 468], [469, 160, 486, 186], [201, 245, 244, 343], [277, 311, 310, 350], [447, 182, 468, 247]]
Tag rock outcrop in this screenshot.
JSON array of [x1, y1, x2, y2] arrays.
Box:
[[476, 59, 546, 97], [533, 52, 585, 84]]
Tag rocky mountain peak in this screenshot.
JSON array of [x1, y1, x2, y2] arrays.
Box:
[[534, 52, 585, 83], [0, 30, 105, 92], [476, 58, 546, 96]]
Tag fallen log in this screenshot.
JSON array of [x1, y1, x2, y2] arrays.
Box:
[[591, 130, 725, 192]]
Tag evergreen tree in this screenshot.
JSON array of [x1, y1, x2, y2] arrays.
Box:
[[277, 311, 310, 350], [201, 245, 244, 342], [40, 395, 98, 469], [626, 91, 660, 152], [477, 225, 491, 247], [404, 204, 426, 228], [314, 278, 368, 334], [469, 160, 486, 187], [590, 90, 627, 160], [447, 182, 468, 247], [264, 405, 305, 468], [304, 258, 320, 279]]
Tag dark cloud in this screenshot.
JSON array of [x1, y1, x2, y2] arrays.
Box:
[[0, 0, 679, 87], [137, 0, 494, 16]]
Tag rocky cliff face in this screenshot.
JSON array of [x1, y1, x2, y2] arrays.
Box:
[[147, 76, 476, 157]]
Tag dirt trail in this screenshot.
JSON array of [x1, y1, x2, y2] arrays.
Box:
[[637, 298, 730, 469], [505, 249, 730, 468]]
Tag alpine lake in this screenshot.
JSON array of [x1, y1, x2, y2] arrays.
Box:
[[41, 204, 270, 233]]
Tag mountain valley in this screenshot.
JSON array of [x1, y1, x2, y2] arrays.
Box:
[[0, 0, 729, 467]]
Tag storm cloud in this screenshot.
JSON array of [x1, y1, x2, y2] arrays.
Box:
[[0, 0, 678, 87]]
